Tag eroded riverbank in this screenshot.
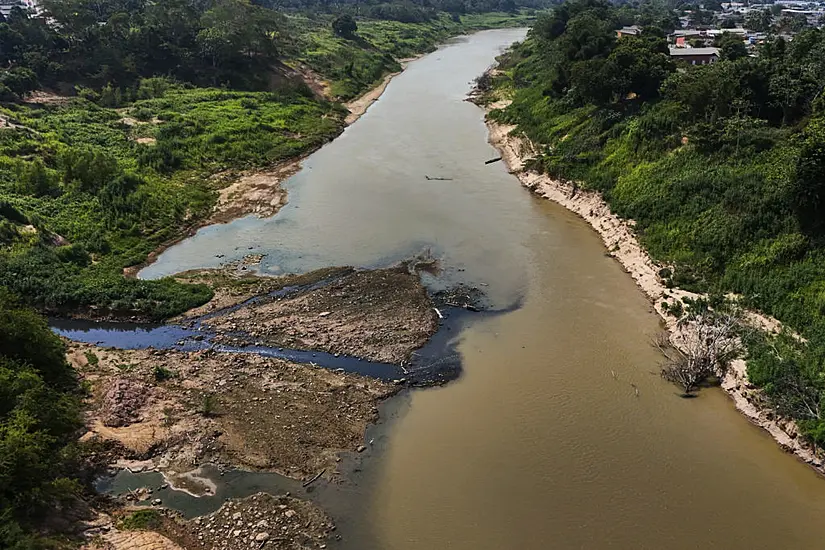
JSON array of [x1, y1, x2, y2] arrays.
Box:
[[482, 100, 825, 475]]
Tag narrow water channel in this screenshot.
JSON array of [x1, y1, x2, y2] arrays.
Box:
[[138, 29, 825, 548]]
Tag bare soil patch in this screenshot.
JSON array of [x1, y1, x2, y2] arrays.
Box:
[[204, 266, 438, 364], [70, 342, 395, 483]]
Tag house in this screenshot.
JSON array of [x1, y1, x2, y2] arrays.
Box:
[[668, 46, 720, 65], [0, 0, 19, 18], [0, 0, 38, 18], [671, 29, 706, 41], [616, 25, 642, 38]]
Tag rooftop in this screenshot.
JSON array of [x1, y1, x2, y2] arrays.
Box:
[[668, 46, 721, 56]]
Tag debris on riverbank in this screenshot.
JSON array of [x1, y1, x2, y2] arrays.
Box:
[[172, 263, 354, 322], [203, 266, 438, 364], [156, 493, 333, 550], [84, 493, 333, 550], [482, 98, 824, 473]]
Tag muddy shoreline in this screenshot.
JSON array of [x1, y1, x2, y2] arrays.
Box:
[[482, 100, 825, 474]]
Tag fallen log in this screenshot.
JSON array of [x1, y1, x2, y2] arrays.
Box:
[[484, 157, 502, 165], [302, 468, 326, 487]]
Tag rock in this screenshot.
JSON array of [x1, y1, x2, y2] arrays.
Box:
[[152, 498, 162, 506], [284, 510, 296, 519], [356, 445, 366, 453], [255, 532, 270, 542]]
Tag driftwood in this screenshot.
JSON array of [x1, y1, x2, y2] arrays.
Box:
[[425, 175, 453, 181], [484, 157, 502, 165], [302, 468, 326, 488], [655, 305, 745, 395]]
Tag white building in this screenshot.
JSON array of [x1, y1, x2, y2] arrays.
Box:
[[1, 0, 40, 18]]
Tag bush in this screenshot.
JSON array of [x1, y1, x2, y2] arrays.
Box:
[[153, 365, 176, 382], [132, 107, 153, 121], [332, 14, 358, 38], [0, 290, 82, 545], [120, 509, 162, 530]]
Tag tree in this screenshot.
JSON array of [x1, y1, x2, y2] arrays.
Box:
[[657, 302, 744, 395], [0, 290, 82, 547], [744, 9, 773, 32], [715, 32, 748, 61], [791, 118, 825, 237], [775, 12, 808, 34], [599, 34, 674, 102], [332, 14, 358, 39]]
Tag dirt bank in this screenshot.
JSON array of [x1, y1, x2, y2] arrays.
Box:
[[70, 342, 396, 485], [343, 56, 422, 125], [483, 100, 824, 473], [202, 266, 438, 364], [344, 70, 400, 125]]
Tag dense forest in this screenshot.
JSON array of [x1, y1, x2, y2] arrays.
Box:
[[489, 0, 825, 445], [0, 0, 539, 545]]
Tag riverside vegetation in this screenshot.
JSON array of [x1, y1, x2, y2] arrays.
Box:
[[0, 0, 543, 546], [484, 0, 825, 450]]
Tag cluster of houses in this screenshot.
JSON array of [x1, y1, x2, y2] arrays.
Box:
[[618, 0, 825, 66], [616, 25, 727, 65]]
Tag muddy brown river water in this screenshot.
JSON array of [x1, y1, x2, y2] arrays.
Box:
[[140, 29, 825, 549]]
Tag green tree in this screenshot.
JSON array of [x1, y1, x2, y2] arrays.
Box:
[[745, 9, 773, 32], [601, 34, 674, 101], [332, 14, 358, 39], [0, 290, 82, 547], [715, 32, 748, 61]]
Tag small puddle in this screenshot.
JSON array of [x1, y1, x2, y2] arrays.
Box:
[[98, 465, 306, 519]]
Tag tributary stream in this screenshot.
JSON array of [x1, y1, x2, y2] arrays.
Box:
[[101, 29, 825, 549]]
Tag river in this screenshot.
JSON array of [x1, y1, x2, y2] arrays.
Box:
[[136, 29, 825, 549]]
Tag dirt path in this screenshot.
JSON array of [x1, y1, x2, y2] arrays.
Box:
[[484, 101, 824, 473]]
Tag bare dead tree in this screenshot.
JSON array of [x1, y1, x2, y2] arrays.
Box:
[[473, 70, 493, 93], [655, 305, 746, 396]]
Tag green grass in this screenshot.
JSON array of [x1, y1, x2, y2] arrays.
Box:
[[0, 83, 345, 319], [120, 510, 162, 530]]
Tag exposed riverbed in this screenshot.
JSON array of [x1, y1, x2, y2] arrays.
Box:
[[81, 29, 825, 549]]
